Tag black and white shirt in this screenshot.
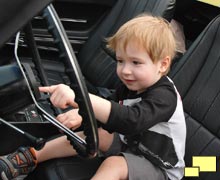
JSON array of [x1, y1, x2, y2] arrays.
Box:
[[102, 76, 186, 180]]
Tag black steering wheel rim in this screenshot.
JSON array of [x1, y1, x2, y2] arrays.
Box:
[[40, 4, 99, 157]]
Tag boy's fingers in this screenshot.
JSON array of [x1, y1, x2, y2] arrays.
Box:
[[39, 86, 50, 93], [69, 101, 79, 108], [39, 85, 78, 108], [39, 86, 56, 93]]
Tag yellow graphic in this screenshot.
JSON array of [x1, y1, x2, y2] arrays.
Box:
[[184, 167, 199, 177], [198, 0, 220, 7], [184, 156, 217, 177], [193, 156, 216, 172]]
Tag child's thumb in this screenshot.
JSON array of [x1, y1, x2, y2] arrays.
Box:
[[69, 100, 79, 108]]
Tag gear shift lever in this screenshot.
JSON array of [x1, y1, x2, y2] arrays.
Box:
[[0, 117, 45, 150]]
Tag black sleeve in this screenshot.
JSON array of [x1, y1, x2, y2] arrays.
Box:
[[105, 83, 126, 101], [102, 86, 177, 135]]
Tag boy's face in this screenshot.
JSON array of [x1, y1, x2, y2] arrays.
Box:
[[116, 39, 169, 93]]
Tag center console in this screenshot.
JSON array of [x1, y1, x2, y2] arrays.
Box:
[[0, 63, 60, 154]]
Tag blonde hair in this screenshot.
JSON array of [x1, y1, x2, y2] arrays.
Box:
[[107, 14, 176, 66]]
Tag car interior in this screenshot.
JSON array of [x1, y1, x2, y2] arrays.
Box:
[[0, 0, 220, 179]]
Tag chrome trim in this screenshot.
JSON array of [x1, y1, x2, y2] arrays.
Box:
[[14, 31, 86, 146], [34, 16, 87, 23]]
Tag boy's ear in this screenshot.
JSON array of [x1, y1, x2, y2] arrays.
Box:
[[160, 56, 171, 73]]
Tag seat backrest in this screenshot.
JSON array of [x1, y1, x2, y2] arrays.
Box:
[[169, 15, 220, 180], [78, 0, 176, 89]]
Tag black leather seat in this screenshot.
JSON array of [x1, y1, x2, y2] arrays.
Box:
[[169, 15, 220, 179], [76, 0, 176, 91]]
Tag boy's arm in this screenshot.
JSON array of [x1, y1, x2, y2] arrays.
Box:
[[39, 84, 111, 124], [89, 93, 111, 124]]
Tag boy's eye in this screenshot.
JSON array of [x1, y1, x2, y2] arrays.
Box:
[[133, 61, 141, 65], [117, 59, 123, 63]]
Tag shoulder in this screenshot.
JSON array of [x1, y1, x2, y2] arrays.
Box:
[[143, 76, 177, 99], [138, 76, 178, 117]]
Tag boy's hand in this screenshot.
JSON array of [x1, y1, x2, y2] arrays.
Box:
[[56, 109, 82, 130], [39, 84, 78, 109]]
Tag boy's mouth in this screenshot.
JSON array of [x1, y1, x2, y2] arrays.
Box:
[[124, 79, 135, 84]]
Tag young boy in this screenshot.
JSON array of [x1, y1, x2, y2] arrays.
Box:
[[0, 14, 186, 180]]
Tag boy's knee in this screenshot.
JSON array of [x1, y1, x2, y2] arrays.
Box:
[[103, 156, 125, 166], [101, 156, 120, 169], [101, 156, 128, 179]]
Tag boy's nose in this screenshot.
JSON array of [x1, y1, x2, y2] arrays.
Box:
[[121, 64, 132, 74]]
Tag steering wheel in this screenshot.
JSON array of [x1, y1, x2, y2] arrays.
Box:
[[22, 4, 99, 158]]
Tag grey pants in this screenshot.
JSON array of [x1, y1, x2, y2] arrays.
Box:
[[102, 133, 168, 180]]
